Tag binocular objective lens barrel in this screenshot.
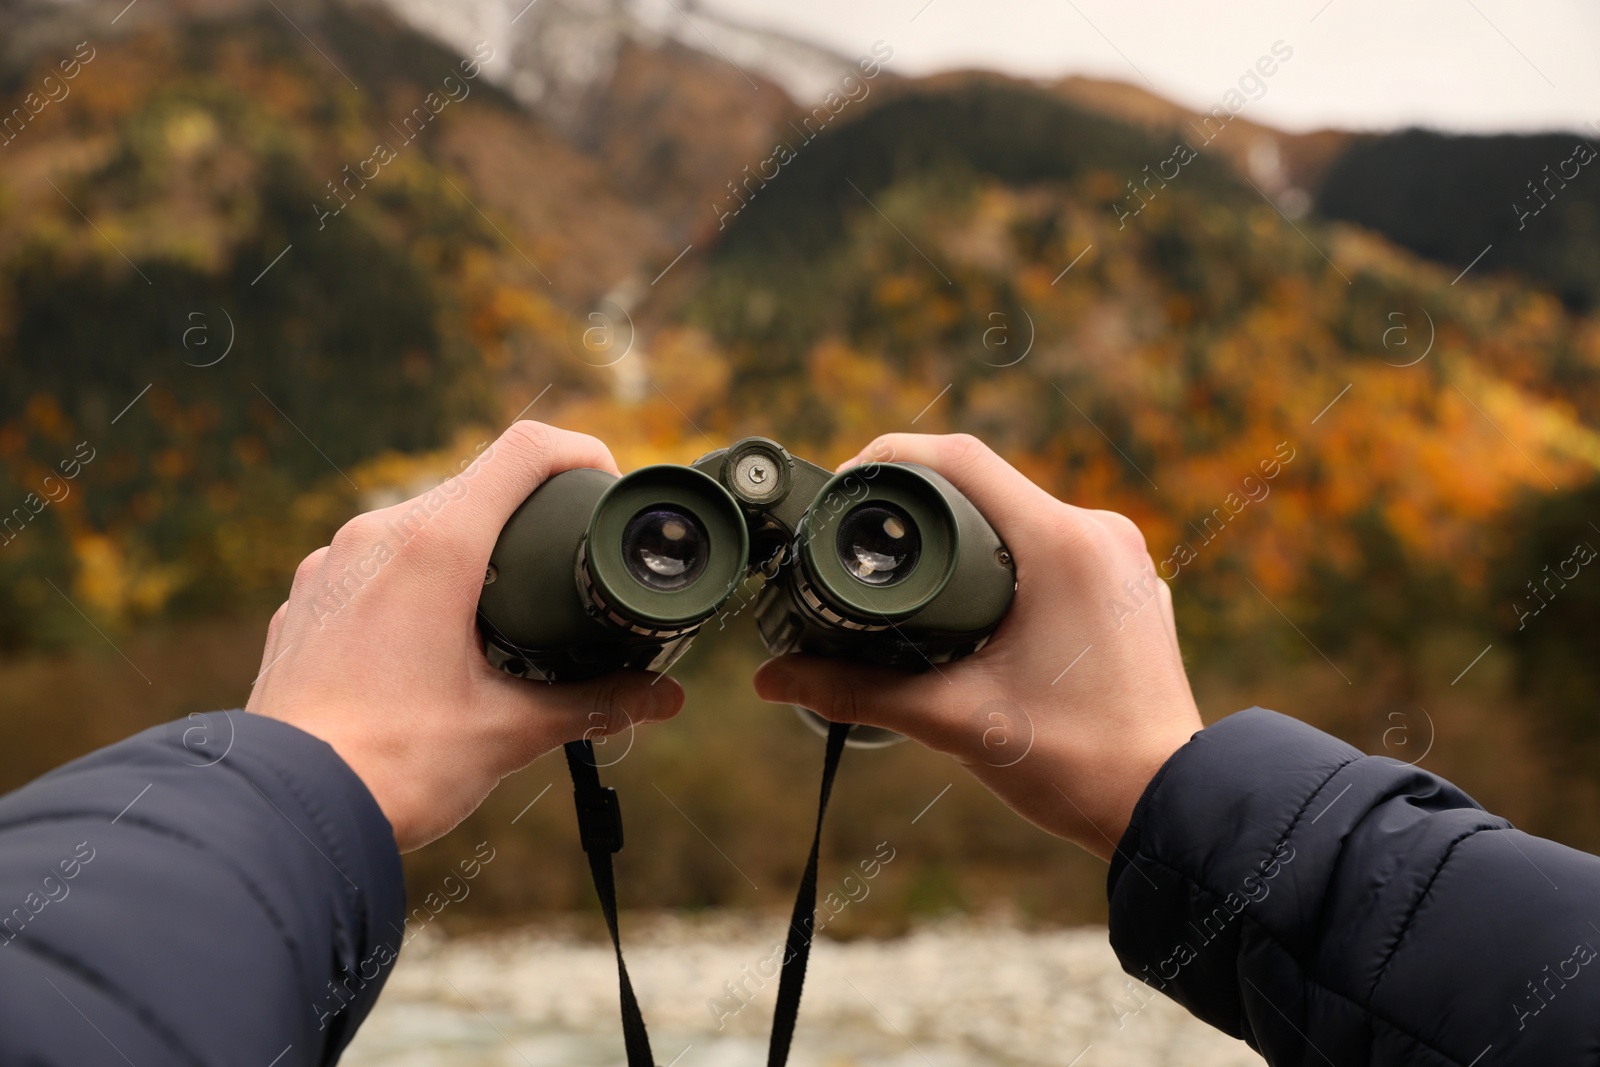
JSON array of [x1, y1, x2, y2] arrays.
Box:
[[622, 507, 710, 591], [837, 503, 920, 586]]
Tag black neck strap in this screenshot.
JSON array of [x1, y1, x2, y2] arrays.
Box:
[[563, 739, 653, 1067], [766, 718, 851, 1065], [563, 720, 852, 1067]]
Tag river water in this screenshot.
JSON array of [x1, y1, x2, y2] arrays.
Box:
[[342, 914, 1263, 1067]]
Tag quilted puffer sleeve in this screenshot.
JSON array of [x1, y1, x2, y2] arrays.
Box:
[[1108, 707, 1600, 1066], [0, 711, 407, 1066]]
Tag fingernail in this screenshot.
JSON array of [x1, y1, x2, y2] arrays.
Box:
[[834, 456, 861, 473]]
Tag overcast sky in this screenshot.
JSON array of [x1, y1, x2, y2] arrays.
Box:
[[698, 0, 1600, 135]]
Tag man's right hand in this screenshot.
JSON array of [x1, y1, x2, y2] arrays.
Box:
[[752, 433, 1203, 861]]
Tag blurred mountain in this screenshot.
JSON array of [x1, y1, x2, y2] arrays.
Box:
[[1046, 73, 1354, 214], [1315, 128, 1600, 312], [375, 0, 867, 229], [1038, 76, 1600, 319], [383, 0, 860, 116]]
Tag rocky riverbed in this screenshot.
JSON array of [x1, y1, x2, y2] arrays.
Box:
[[342, 914, 1263, 1067]]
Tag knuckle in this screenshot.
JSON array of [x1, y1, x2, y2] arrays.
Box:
[[329, 513, 381, 556], [1052, 513, 1119, 574], [263, 600, 290, 644], [1083, 515, 1120, 558], [940, 433, 987, 469], [502, 420, 555, 469], [291, 547, 328, 590], [1097, 510, 1148, 554]]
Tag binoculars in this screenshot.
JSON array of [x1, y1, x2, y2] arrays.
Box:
[[477, 437, 1015, 741]]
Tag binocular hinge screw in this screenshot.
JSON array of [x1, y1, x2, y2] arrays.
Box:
[[484, 563, 498, 585], [995, 548, 1012, 566]]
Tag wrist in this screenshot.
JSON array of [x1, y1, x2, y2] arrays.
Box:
[[262, 712, 412, 851], [1074, 719, 1197, 862], [1099, 737, 1184, 856]]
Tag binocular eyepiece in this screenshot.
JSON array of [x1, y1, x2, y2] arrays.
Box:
[[477, 437, 1016, 742]]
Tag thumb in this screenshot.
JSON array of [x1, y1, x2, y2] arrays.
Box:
[[503, 671, 684, 754], [753, 654, 954, 742]]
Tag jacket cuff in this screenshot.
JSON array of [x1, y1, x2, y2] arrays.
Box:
[[36, 710, 406, 1061], [1103, 707, 1362, 1034], [210, 712, 408, 1051]]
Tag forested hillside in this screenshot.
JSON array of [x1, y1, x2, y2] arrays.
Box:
[[1318, 129, 1600, 312]]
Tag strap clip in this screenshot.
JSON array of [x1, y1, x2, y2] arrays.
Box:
[[576, 785, 624, 854]]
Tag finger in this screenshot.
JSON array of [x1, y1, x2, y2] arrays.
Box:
[[1155, 571, 1182, 658], [834, 435, 902, 471], [246, 601, 291, 713], [393, 421, 621, 562], [1089, 509, 1150, 554], [259, 601, 288, 670], [837, 433, 1061, 538], [471, 420, 621, 517], [499, 671, 684, 752], [753, 654, 955, 741], [274, 544, 331, 636], [289, 545, 331, 594]]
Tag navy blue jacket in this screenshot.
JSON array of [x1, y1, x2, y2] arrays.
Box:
[[4, 707, 1598, 1064], [0, 711, 405, 1066], [1109, 707, 1600, 1065]]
